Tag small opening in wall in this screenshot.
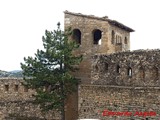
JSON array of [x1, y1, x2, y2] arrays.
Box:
[[124, 37, 127, 44], [105, 63, 108, 70], [111, 30, 115, 44], [116, 35, 118, 43], [116, 65, 120, 73], [95, 65, 99, 71], [72, 29, 81, 44], [93, 29, 102, 45], [14, 85, 19, 92], [84, 109, 86, 112], [139, 67, 145, 79], [128, 67, 132, 77], [5, 85, 9, 91], [24, 85, 28, 92], [153, 67, 158, 80]]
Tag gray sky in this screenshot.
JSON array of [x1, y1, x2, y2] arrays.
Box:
[[0, 0, 160, 71]]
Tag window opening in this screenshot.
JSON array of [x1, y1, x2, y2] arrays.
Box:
[[117, 65, 120, 73], [111, 30, 115, 44], [14, 85, 19, 92], [105, 63, 108, 70], [124, 37, 127, 44], [128, 67, 132, 77], [72, 29, 81, 44], [93, 29, 102, 45], [5, 85, 9, 91], [24, 85, 28, 92]]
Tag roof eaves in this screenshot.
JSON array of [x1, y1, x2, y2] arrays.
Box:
[[64, 10, 134, 32]]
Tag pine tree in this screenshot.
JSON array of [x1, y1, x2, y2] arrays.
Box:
[[20, 23, 82, 120]]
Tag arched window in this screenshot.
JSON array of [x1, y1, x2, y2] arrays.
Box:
[[127, 67, 132, 77], [93, 29, 102, 45], [111, 30, 115, 44], [124, 37, 127, 44], [116, 65, 120, 73], [72, 29, 81, 44]]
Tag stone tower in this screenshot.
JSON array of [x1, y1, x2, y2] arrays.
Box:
[[64, 11, 134, 120], [64, 11, 134, 84]]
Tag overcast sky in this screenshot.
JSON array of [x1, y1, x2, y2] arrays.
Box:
[[0, 0, 160, 71]]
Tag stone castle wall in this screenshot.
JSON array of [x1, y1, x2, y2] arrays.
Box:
[[78, 85, 160, 120], [78, 49, 160, 119], [92, 49, 160, 86], [64, 11, 132, 84], [0, 78, 35, 101], [0, 78, 60, 120], [1, 11, 159, 120]]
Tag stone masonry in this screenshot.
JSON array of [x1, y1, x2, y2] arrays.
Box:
[[91, 50, 160, 86], [78, 85, 160, 120], [0, 11, 160, 120], [78, 50, 160, 119], [64, 11, 160, 119], [0, 78, 60, 120], [64, 11, 134, 84]]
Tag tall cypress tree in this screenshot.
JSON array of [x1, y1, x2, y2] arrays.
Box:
[[21, 23, 82, 120]]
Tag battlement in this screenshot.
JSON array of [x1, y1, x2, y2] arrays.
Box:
[[0, 78, 35, 101], [92, 49, 160, 86], [64, 11, 134, 85]]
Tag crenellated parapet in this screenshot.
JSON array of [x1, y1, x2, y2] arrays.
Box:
[[0, 78, 60, 119], [91, 49, 160, 86], [0, 78, 35, 101]]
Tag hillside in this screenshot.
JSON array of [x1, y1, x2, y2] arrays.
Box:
[[0, 70, 23, 78]]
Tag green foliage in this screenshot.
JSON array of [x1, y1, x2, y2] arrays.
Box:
[[21, 23, 82, 114]]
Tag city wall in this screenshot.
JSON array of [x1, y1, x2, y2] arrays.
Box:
[[0, 78, 60, 120]]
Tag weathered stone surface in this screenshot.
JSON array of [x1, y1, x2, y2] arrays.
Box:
[[64, 11, 132, 84], [78, 85, 160, 120], [1, 11, 160, 120], [91, 49, 160, 86], [64, 11, 160, 120], [0, 78, 60, 120]]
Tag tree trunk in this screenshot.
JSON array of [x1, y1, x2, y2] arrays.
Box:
[[60, 82, 65, 120], [60, 54, 65, 120], [61, 102, 65, 120]]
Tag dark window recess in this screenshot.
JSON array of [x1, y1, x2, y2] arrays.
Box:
[[128, 67, 132, 77], [5, 85, 9, 91], [14, 85, 19, 92], [104, 63, 108, 70], [117, 65, 120, 73], [72, 29, 81, 44], [93, 29, 102, 45], [24, 86, 28, 92], [95, 65, 99, 71], [111, 30, 115, 44], [124, 37, 127, 44]]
